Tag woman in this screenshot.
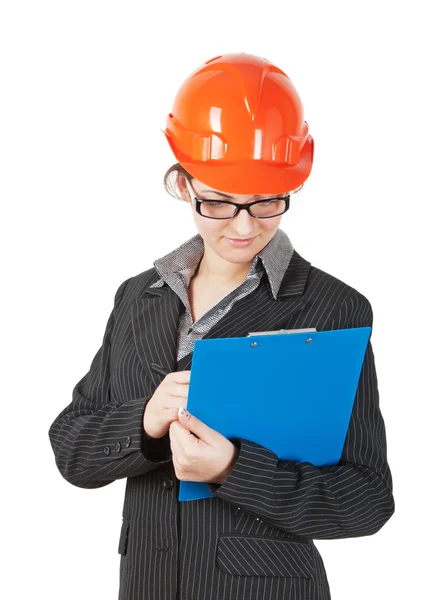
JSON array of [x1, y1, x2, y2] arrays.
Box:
[[48, 53, 395, 600]]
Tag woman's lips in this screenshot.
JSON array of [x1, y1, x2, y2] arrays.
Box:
[[225, 236, 256, 247]]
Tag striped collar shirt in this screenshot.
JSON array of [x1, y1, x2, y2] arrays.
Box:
[[150, 228, 294, 361]]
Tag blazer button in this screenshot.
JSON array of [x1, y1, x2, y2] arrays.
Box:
[[125, 437, 131, 448], [103, 446, 111, 456], [115, 442, 121, 453], [163, 477, 174, 491]]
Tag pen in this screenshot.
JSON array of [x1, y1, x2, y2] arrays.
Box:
[[151, 363, 170, 377]]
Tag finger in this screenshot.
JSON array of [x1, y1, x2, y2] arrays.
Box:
[[165, 407, 182, 420], [169, 423, 190, 457], [169, 425, 179, 453], [169, 399, 188, 412], [170, 420, 193, 444], [167, 382, 189, 399], [177, 409, 214, 444], [166, 370, 191, 384]]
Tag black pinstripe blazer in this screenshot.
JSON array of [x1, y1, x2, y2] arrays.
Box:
[[48, 248, 395, 600]]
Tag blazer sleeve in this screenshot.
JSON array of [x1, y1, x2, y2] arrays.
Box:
[[48, 277, 172, 489], [207, 291, 395, 540]]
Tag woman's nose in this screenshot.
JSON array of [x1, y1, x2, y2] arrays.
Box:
[[229, 206, 257, 233]]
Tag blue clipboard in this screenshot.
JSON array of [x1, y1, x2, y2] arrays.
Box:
[[179, 326, 371, 502]]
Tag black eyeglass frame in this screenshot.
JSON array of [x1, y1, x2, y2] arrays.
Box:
[[194, 196, 290, 219], [184, 178, 299, 220]]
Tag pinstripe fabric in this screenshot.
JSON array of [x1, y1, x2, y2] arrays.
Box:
[[48, 233, 395, 600], [150, 228, 294, 361]]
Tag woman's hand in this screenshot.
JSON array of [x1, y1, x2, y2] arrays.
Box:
[[143, 370, 190, 439], [169, 408, 240, 485]]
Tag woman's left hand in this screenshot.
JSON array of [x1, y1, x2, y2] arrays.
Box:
[[169, 408, 239, 485]]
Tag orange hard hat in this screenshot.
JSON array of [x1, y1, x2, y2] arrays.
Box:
[[162, 52, 314, 195]]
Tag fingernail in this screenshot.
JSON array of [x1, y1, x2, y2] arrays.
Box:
[[178, 407, 189, 419]]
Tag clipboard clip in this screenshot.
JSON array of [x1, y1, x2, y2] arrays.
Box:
[[250, 338, 313, 348]]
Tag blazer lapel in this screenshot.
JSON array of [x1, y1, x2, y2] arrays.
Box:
[[130, 285, 185, 394], [131, 250, 312, 382]]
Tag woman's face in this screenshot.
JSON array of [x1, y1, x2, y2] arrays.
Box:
[[180, 176, 285, 267]]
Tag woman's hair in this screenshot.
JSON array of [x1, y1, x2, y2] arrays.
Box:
[[163, 163, 193, 200], [163, 162, 305, 201]]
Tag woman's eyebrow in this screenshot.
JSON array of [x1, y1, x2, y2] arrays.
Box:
[[200, 189, 281, 199]]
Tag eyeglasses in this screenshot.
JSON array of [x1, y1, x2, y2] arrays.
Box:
[[184, 177, 300, 220]]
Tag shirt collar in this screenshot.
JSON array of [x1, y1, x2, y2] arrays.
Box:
[[152, 228, 294, 300]]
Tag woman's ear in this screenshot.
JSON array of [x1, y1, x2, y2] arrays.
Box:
[[178, 174, 192, 203]]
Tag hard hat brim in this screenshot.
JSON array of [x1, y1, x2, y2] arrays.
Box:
[[163, 130, 314, 196]]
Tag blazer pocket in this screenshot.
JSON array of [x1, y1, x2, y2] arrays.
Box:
[[216, 535, 315, 579], [118, 519, 130, 555]]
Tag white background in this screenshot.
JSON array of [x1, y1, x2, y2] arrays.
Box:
[[1, 1, 444, 598]]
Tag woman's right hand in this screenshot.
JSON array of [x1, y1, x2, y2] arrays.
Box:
[[143, 370, 190, 439]]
